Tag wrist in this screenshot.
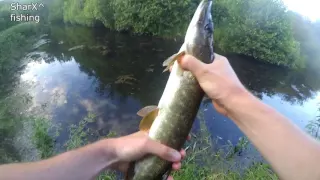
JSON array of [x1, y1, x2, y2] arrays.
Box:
[[93, 138, 120, 169], [223, 87, 255, 117]]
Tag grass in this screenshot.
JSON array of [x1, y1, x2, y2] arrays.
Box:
[[31, 117, 61, 159], [31, 118, 55, 159], [5, 105, 278, 180], [172, 111, 278, 180], [0, 91, 34, 163], [64, 113, 118, 179], [65, 112, 97, 150], [0, 23, 45, 163]]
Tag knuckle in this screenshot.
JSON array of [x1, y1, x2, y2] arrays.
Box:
[[161, 146, 171, 157]]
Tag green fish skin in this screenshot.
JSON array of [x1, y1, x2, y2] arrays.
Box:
[[127, 0, 214, 179]]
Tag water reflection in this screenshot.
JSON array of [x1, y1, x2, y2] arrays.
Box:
[[20, 25, 320, 146]]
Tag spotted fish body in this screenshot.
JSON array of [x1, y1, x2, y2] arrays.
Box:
[[127, 0, 214, 179]]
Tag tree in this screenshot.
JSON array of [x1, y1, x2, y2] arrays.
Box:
[[214, 0, 303, 68]]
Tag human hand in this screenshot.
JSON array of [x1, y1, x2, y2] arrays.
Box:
[[106, 131, 189, 180], [179, 53, 247, 116]]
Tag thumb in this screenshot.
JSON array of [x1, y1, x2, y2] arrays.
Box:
[[180, 55, 206, 78], [144, 139, 181, 162]]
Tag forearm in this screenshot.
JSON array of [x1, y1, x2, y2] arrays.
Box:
[[0, 139, 117, 180], [227, 90, 320, 180]]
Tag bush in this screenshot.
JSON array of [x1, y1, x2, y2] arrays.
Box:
[[213, 0, 304, 68], [44, 0, 307, 68], [0, 23, 40, 91]]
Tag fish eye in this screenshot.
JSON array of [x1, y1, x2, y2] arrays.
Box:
[[205, 24, 213, 33]]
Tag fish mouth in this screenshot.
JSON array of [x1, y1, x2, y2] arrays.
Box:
[[188, 0, 213, 30]]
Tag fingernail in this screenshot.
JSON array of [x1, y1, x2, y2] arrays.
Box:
[[169, 150, 181, 161]]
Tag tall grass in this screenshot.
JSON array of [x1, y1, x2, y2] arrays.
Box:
[[64, 113, 118, 179], [173, 110, 278, 180], [65, 113, 97, 150], [31, 117, 61, 159], [0, 91, 33, 163], [7, 105, 277, 180], [0, 22, 44, 164]]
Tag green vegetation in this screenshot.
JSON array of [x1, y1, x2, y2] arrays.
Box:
[[0, 22, 40, 92], [28, 109, 277, 180], [65, 113, 117, 179], [31, 117, 61, 159], [0, 21, 43, 163], [65, 113, 97, 150], [43, 0, 319, 68], [290, 13, 320, 72], [0, 93, 28, 163], [0, 4, 19, 31], [173, 117, 278, 180], [1, 0, 320, 68], [31, 118, 54, 159], [0, 0, 318, 179], [0, 1, 48, 163], [306, 104, 320, 139], [214, 0, 303, 68]]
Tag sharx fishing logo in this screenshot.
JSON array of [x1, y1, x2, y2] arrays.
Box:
[[10, 2, 45, 23]]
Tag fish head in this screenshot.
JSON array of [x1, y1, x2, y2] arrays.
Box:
[[184, 0, 214, 64]]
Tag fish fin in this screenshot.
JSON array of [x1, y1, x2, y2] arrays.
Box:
[[139, 108, 159, 131], [162, 51, 185, 72], [137, 105, 158, 117]]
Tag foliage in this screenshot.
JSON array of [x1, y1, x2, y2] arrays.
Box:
[[65, 112, 97, 150], [2, 0, 319, 68], [0, 6, 19, 31], [43, 0, 313, 68], [173, 114, 278, 180], [0, 94, 27, 163], [213, 0, 303, 68], [226, 137, 249, 159], [0, 23, 40, 94], [64, 112, 117, 179], [111, 0, 197, 36], [31, 117, 60, 159], [48, 0, 197, 36], [289, 12, 320, 73], [47, 0, 64, 23]]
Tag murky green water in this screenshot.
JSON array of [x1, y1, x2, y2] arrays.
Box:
[[15, 25, 320, 155]]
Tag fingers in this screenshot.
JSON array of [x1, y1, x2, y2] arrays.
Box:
[[179, 55, 207, 78], [172, 162, 181, 170], [180, 149, 186, 159], [144, 139, 181, 162], [167, 176, 174, 180]]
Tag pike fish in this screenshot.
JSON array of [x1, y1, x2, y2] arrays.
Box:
[[126, 0, 214, 179]]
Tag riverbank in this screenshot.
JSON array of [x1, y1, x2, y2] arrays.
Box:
[[0, 0, 319, 178], [2, 0, 320, 69], [0, 23, 282, 179], [45, 0, 320, 69], [1, 25, 319, 179], [30, 108, 279, 180], [0, 22, 44, 163]]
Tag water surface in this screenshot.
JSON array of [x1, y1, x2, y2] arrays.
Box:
[[18, 26, 320, 151]]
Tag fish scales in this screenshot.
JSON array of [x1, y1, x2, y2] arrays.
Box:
[[127, 0, 214, 179]]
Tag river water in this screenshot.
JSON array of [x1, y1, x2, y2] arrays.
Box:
[[17, 25, 320, 155]]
